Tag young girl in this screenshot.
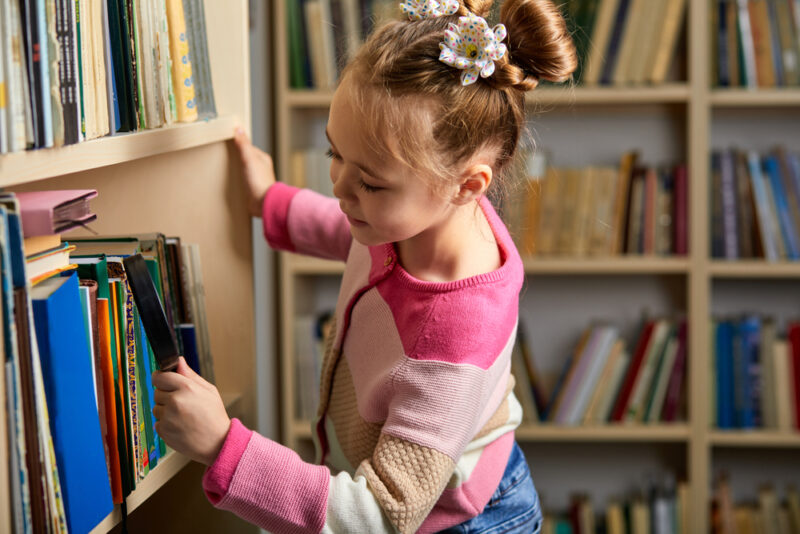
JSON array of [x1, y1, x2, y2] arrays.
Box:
[[152, 0, 576, 532]]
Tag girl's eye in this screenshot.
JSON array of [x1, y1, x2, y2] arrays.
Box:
[[325, 148, 341, 160], [359, 180, 381, 193]]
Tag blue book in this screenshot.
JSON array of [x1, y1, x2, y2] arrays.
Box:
[[717, 0, 730, 86], [736, 317, 761, 428], [178, 324, 201, 376], [138, 317, 162, 468], [716, 322, 735, 429], [31, 273, 113, 534], [764, 156, 800, 259]]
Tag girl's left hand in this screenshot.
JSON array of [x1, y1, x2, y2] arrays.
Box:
[[152, 357, 231, 466]]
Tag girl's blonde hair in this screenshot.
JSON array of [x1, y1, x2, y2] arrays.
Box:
[[342, 0, 577, 191]]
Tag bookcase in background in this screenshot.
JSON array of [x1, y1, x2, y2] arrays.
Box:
[[0, 1, 257, 532], [274, 0, 800, 532]]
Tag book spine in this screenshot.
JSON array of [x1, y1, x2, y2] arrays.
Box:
[[721, 149, 740, 259], [164, 0, 197, 122], [737, 0, 759, 86], [789, 323, 800, 429], [747, 151, 780, 260], [661, 320, 687, 422], [35, 0, 53, 147], [765, 155, 800, 258], [55, 0, 80, 145]]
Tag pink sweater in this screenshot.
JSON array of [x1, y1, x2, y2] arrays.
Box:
[[203, 183, 525, 533]]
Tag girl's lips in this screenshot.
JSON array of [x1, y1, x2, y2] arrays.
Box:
[[346, 214, 367, 227]]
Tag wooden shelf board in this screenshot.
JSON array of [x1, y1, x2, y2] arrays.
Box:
[[528, 84, 691, 105], [709, 430, 800, 448], [285, 254, 690, 276], [709, 260, 800, 278], [285, 254, 345, 275], [89, 392, 243, 533], [710, 89, 800, 107], [522, 256, 690, 274], [0, 116, 238, 186], [515, 423, 691, 442], [291, 421, 690, 442], [285, 85, 691, 109]]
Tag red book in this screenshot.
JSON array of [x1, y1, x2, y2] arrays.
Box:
[[611, 320, 656, 422], [789, 323, 800, 429], [661, 320, 688, 422], [673, 164, 688, 255]]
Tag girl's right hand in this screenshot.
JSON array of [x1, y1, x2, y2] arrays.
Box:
[[233, 128, 276, 218]]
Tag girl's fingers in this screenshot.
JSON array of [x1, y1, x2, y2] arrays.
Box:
[[153, 404, 164, 421], [153, 388, 169, 406], [152, 369, 190, 392]]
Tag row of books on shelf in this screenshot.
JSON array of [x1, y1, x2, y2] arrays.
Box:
[[564, 0, 687, 87], [1, 189, 214, 532], [287, 0, 398, 89], [712, 316, 800, 431], [505, 152, 688, 258], [712, 148, 800, 262], [0, 0, 216, 154], [713, 0, 800, 88], [542, 477, 690, 534], [512, 318, 687, 426], [291, 147, 336, 199], [713, 476, 800, 534]]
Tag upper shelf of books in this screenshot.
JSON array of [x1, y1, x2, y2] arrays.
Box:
[[0, 0, 247, 185]]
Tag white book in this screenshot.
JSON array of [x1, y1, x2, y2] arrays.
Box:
[[737, 0, 759, 88], [565, 326, 618, 425], [1, 0, 28, 151], [583, 339, 624, 424]]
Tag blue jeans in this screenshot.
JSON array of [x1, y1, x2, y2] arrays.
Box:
[[438, 442, 542, 534]]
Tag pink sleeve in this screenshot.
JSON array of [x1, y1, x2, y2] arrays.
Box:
[[203, 418, 330, 534], [262, 182, 352, 261]]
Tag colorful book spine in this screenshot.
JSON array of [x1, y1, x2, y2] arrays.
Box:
[[165, 0, 197, 122]]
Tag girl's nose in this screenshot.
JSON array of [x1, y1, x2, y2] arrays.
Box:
[[331, 166, 354, 200]]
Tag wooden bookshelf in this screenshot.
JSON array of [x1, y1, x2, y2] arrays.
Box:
[[0, 1, 255, 532], [272, 1, 800, 531]]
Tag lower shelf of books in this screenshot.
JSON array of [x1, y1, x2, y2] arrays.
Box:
[[89, 392, 242, 534]]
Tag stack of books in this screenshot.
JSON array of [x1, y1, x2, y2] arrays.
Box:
[[513, 318, 687, 425], [1, 190, 215, 532], [0, 0, 216, 154], [712, 0, 800, 88], [505, 152, 688, 258], [712, 475, 800, 533], [712, 316, 800, 431], [711, 148, 800, 262], [542, 478, 690, 534], [565, 0, 688, 86]]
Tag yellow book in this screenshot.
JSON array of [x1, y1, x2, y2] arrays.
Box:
[[165, 0, 198, 122], [536, 167, 563, 256], [748, 0, 776, 87], [588, 167, 619, 255], [606, 501, 625, 534], [649, 0, 688, 84]]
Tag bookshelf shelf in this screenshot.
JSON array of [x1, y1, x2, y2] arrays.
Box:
[[521, 256, 690, 275], [514, 424, 691, 443], [0, 116, 238, 187], [88, 393, 243, 534], [709, 431, 800, 448], [285, 254, 691, 276], [708, 260, 800, 278], [285, 85, 691, 109], [710, 89, 800, 107]]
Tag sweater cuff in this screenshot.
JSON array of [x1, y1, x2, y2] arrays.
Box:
[[262, 182, 300, 252], [203, 418, 252, 503]]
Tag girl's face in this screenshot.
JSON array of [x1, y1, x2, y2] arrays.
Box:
[[326, 78, 456, 247]]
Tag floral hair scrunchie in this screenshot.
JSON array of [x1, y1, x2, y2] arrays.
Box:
[[400, 0, 459, 20], [438, 12, 507, 86]]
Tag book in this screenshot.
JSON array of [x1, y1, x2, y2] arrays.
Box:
[[661, 320, 687, 422], [716, 321, 736, 428], [625, 320, 671, 422], [611, 320, 655, 422], [582, 0, 622, 85], [789, 323, 800, 428], [31, 272, 113, 533], [747, 151, 780, 261], [749, 0, 777, 86], [764, 155, 800, 259], [182, 0, 215, 118], [15, 189, 98, 238], [25, 242, 76, 285], [165, 0, 197, 122], [649, 0, 687, 84], [773, 339, 795, 431]]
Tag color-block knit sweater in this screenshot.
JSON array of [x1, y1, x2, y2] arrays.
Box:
[[202, 183, 525, 534]]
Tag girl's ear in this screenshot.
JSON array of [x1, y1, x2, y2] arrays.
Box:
[[454, 163, 493, 205]]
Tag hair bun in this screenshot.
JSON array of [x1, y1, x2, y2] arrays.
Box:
[[458, 0, 494, 17], [498, 0, 577, 90]]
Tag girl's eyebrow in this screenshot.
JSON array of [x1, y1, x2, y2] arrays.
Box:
[[325, 128, 386, 182]]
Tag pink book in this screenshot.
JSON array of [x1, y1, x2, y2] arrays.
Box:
[[16, 190, 98, 237]]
